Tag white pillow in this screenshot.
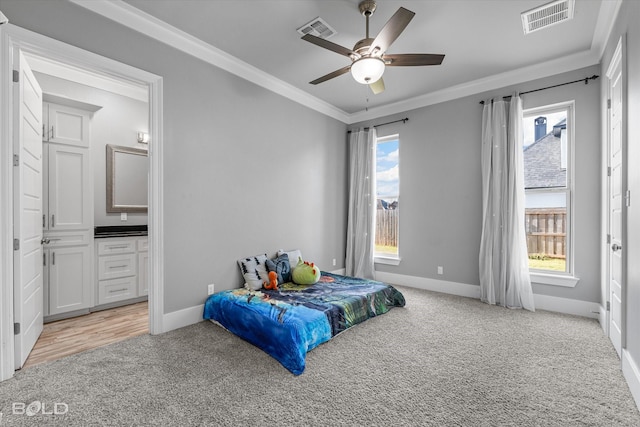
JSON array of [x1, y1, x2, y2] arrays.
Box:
[[238, 254, 269, 291], [277, 249, 303, 268]]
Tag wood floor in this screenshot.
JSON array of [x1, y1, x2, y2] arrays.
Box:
[[22, 302, 149, 369]]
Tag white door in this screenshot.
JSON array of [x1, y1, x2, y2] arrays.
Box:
[[607, 41, 624, 358], [13, 52, 44, 369], [46, 143, 91, 230]]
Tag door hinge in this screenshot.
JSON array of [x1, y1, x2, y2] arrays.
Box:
[[607, 166, 611, 177], [607, 98, 611, 109], [607, 234, 611, 244], [606, 301, 611, 312], [14, 323, 20, 335], [12, 70, 19, 83], [626, 190, 631, 207], [13, 154, 19, 166], [13, 239, 19, 250]]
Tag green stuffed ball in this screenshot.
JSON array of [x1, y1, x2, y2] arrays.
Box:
[[291, 257, 321, 285]]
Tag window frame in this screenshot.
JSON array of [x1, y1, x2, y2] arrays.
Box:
[[374, 134, 401, 265], [523, 101, 579, 287]]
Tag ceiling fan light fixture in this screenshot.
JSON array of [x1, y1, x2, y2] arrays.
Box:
[[350, 56, 385, 84]]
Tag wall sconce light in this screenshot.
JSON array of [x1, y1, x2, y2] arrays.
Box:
[[137, 132, 150, 144]]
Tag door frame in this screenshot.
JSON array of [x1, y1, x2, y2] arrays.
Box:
[[602, 35, 626, 350], [0, 24, 165, 381]]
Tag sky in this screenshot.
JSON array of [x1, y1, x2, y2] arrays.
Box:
[[376, 139, 399, 199]]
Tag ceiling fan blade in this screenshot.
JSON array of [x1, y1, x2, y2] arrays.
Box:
[[302, 34, 357, 58], [309, 65, 352, 85], [368, 7, 415, 55], [369, 77, 385, 95], [384, 53, 445, 66]]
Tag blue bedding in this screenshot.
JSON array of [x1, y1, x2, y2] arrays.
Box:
[[203, 272, 405, 375]]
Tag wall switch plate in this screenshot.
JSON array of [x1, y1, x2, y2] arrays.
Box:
[[208, 284, 215, 295], [120, 212, 127, 221], [437, 266, 444, 275]]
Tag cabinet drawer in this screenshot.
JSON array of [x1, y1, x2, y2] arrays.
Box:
[[98, 253, 136, 280], [97, 239, 136, 255], [137, 238, 148, 252], [98, 277, 136, 305], [44, 230, 92, 248]]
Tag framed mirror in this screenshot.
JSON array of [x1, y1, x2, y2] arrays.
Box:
[[106, 144, 148, 213]]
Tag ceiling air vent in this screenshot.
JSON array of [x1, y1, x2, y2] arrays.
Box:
[[296, 17, 337, 39], [521, 0, 575, 34]]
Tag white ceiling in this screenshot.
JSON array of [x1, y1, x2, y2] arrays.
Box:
[[71, 0, 618, 123]]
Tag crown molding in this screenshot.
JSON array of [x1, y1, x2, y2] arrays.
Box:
[[69, 0, 351, 123], [70, 0, 620, 125], [348, 49, 600, 123], [590, 0, 622, 60]]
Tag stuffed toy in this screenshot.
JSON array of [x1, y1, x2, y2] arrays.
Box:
[[291, 257, 321, 285], [263, 270, 278, 290]]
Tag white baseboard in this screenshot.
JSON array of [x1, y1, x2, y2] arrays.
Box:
[[162, 304, 204, 333], [533, 294, 600, 319], [375, 271, 599, 318], [598, 304, 608, 332], [374, 271, 481, 299], [159, 272, 600, 333], [623, 350, 640, 410], [330, 268, 346, 275]]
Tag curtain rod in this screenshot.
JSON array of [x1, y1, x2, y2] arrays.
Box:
[[479, 75, 599, 105], [347, 117, 408, 133]]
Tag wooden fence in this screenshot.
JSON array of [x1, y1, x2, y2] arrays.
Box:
[[525, 208, 566, 258], [375, 207, 566, 259], [375, 209, 398, 248]]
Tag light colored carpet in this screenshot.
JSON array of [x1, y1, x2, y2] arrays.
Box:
[[0, 285, 638, 426]]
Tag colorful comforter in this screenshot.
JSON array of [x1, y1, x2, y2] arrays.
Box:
[[203, 272, 405, 375]]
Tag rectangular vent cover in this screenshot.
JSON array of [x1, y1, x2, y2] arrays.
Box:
[[521, 0, 575, 34], [296, 17, 337, 39]]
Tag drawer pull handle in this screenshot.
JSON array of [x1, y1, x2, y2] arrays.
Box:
[[108, 265, 127, 269], [109, 288, 128, 293], [107, 245, 129, 249]]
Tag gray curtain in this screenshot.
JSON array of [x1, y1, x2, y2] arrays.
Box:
[[345, 128, 376, 279], [479, 95, 535, 311]]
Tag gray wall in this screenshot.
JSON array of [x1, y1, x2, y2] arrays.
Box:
[[602, 0, 640, 380], [33, 71, 149, 227], [0, 0, 348, 313], [352, 64, 602, 303]]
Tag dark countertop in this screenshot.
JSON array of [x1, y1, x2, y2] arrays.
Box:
[[94, 225, 148, 238]]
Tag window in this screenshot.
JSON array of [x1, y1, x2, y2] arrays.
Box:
[[374, 135, 400, 263], [522, 102, 574, 279]]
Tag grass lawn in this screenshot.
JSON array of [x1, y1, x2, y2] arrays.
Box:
[[528, 257, 566, 271], [375, 244, 398, 255]]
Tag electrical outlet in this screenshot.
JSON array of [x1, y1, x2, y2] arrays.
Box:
[[120, 212, 127, 221], [437, 266, 444, 275], [207, 284, 215, 295], [332, 258, 336, 266]]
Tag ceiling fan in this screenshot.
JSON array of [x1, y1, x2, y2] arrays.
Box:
[[301, 0, 445, 94]]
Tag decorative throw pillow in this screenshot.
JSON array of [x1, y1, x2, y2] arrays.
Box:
[[266, 253, 291, 284], [237, 254, 269, 291], [277, 249, 303, 268]]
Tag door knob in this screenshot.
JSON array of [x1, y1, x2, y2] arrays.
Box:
[[612, 243, 622, 252], [40, 238, 50, 245]]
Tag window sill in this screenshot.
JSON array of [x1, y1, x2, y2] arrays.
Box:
[[530, 272, 579, 288], [375, 256, 401, 266]]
